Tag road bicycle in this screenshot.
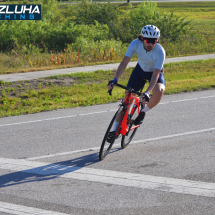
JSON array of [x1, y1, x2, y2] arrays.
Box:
[[99, 81, 147, 161]]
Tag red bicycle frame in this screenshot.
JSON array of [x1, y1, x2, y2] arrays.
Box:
[[118, 93, 141, 136], [108, 83, 144, 138]]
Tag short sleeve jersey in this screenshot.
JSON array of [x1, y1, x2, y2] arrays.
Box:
[[125, 39, 165, 73]]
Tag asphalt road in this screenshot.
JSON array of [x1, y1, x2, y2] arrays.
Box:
[[0, 88, 215, 214]]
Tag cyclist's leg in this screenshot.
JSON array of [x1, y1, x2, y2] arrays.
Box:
[[134, 69, 165, 125], [126, 63, 144, 103], [145, 71, 165, 109], [127, 64, 144, 92], [147, 82, 165, 109]]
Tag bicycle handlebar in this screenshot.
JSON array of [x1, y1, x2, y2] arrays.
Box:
[[108, 83, 142, 96]]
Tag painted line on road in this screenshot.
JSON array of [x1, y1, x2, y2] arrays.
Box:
[[0, 109, 117, 127], [0, 158, 215, 198], [0, 95, 214, 128], [131, 127, 215, 145], [27, 146, 102, 160], [26, 127, 215, 161], [0, 201, 70, 215], [159, 95, 215, 105]]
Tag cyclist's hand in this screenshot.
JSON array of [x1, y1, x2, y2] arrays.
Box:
[[107, 78, 117, 90], [142, 91, 150, 103], [107, 78, 117, 95]]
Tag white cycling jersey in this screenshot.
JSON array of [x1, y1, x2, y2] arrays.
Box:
[[125, 39, 165, 72]]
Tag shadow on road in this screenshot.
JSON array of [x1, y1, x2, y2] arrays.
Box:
[[0, 147, 121, 188], [56, 146, 121, 167]]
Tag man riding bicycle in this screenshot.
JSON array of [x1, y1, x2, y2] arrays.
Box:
[[107, 25, 165, 141]]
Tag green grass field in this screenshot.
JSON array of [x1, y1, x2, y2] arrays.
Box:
[[0, 59, 215, 118], [158, 2, 215, 32]]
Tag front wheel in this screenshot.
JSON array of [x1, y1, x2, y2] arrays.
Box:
[[99, 106, 124, 161], [121, 106, 139, 149]]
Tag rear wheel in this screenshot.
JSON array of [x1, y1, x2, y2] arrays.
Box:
[[99, 106, 124, 161], [121, 106, 139, 149]]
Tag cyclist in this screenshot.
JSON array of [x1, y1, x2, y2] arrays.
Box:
[[107, 24, 165, 142]]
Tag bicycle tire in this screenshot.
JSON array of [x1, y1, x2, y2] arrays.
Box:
[[121, 106, 139, 149], [99, 106, 124, 161]]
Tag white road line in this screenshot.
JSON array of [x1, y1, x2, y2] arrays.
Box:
[[159, 95, 215, 105], [0, 201, 70, 215], [0, 94, 214, 127], [131, 127, 215, 144], [26, 147, 101, 160], [26, 127, 215, 161], [0, 158, 215, 198], [0, 109, 117, 127]]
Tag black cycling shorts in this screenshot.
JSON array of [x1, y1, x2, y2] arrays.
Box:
[[127, 63, 165, 92]]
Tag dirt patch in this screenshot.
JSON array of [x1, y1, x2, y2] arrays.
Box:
[[0, 76, 75, 97]]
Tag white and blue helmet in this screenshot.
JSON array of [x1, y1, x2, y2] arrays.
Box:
[[141, 25, 160, 38]]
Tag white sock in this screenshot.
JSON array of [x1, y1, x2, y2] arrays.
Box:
[[112, 122, 119, 132], [141, 104, 150, 113]]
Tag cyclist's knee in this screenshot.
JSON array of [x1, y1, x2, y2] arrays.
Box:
[[159, 85, 165, 98], [158, 87, 165, 98], [153, 84, 165, 98]]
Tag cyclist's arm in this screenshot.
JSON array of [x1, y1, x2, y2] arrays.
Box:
[[108, 56, 131, 90], [146, 68, 161, 94], [114, 56, 131, 80]]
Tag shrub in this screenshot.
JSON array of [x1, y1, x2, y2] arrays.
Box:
[[154, 12, 191, 42], [0, 0, 111, 52], [68, 38, 128, 61], [0, 0, 192, 57], [73, 0, 120, 25], [109, 1, 191, 43]]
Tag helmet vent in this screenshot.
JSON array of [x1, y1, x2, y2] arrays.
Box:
[[142, 30, 148, 35]]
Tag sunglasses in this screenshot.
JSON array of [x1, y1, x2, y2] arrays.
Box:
[[144, 38, 157, 44]]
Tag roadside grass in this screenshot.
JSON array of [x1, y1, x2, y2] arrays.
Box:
[[0, 45, 126, 75], [0, 51, 123, 75], [0, 59, 215, 118], [157, 1, 215, 20], [0, 1, 215, 75]]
